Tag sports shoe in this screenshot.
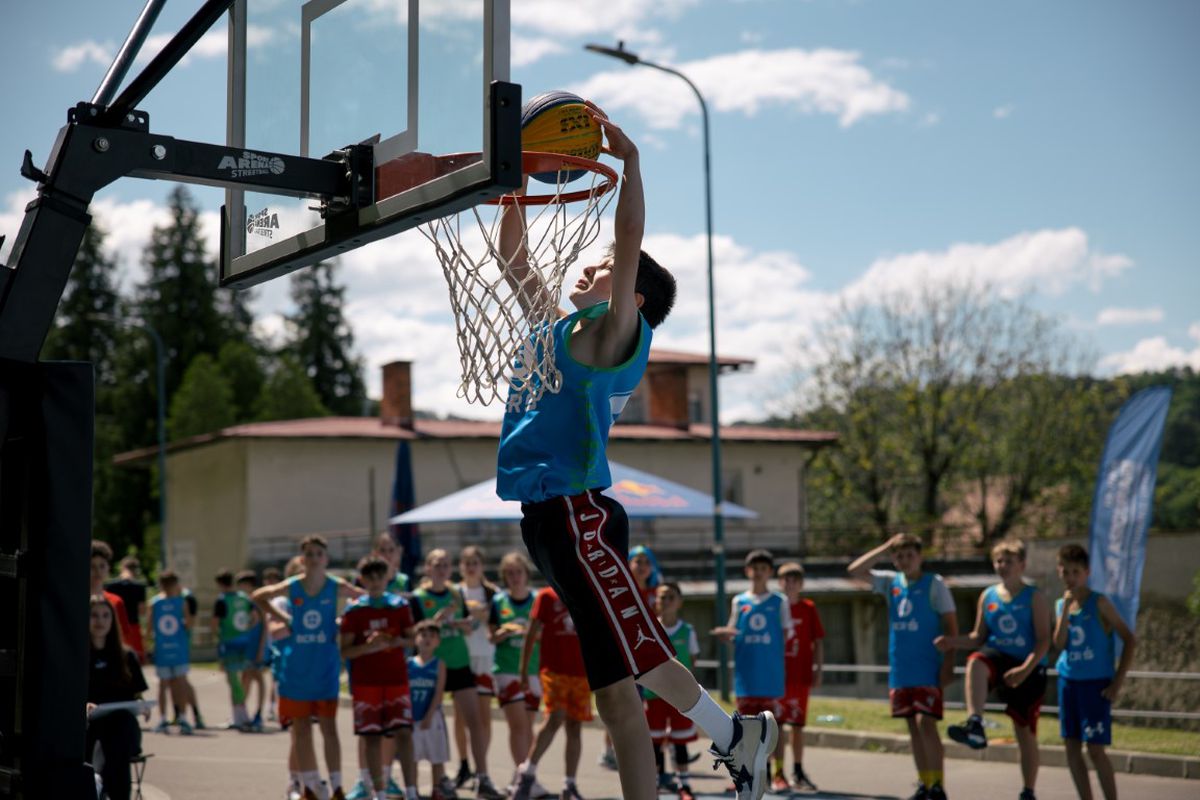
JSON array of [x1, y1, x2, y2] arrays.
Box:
[[927, 785, 947, 800], [286, 783, 304, 800], [330, 788, 347, 800], [656, 772, 678, 793], [947, 715, 987, 750], [301, 788, 321, 800], [793, 768, 818, 793], [1018, 790, 1037, 800], [476, 775, 505, 799], [193, 713, 206, 730], [510, 772, 536, 800], [385, 778, 403, 799], [597, 749, 618, 771], [906, 786, 929, 800], [250, 711, 265, 732], [177, 719, 194, 735], [531, 779, 555, 799], [770, 773, 790, 793], [453, 761, 472, 789], [436, 775, 459, 800], [560, 784, 584, 800], [678, 785, 696, 800], [345, 781, 372, 800], [153, 720, 170, 734], [709, 711, 779, 800]]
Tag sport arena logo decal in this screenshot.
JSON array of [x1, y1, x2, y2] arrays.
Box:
[[218, 151, 286, 178]]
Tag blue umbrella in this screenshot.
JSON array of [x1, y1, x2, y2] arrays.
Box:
[[389, 461, 758, 524], [387, 440, 421, 576]]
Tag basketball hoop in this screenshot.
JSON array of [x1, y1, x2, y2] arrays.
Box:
[[418, 152, 618, 411]]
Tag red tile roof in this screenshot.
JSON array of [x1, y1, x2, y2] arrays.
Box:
[[113, 416, 836, 465], [648, 348, 753, 369]]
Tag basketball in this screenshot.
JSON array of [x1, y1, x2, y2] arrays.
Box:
[[521, 90, 603, 184]]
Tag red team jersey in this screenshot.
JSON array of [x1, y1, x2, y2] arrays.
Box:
[[532, 587, 586, 677], [785, 598, 825, 688], [339, 594, 415, 686]]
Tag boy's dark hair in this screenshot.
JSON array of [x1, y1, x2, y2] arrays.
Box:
[[413, 619, 441, 637], [299, 534, 329, 552], [119, 555, 141, 575], [605, 242, 676, 329], [358, 554, 389, 579], [659, 580, 683, 598], [890, 533, 923, 553], [745, 549, 775, 569], [1058, 544, 1089, 568], [214, 568, 234, 587], [91, 540, 113, 565], [158, 570, 180, 588], [234, 569, 258, 587], [263, 566, 282, 583], [778, 562, 805, 579]]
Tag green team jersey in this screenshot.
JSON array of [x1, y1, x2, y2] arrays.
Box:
[[644, 620, 696, 700], [387, 572, 410, 594], [413, 585, 469, 669], [491, 591, 539, 675], [216, 590, 254, 642]]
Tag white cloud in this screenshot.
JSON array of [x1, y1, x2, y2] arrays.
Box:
[[993, 104, 1015, 119], [573, 48, 910, 130], [1096, 307, 1164, 326], [511, 35, 567, 68], [52, 40, 113, 72], [842, 228, 1132, 304], [1099, 330, 1200, 374]]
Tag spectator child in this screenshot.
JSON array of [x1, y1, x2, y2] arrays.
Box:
[[937, 539, 1050, 800], [488, 552, 538, 790], [340, 555, 419, 800], [646, 582, 701, 800], [409, 621, 452, 800], [1053, 545, 1136, 800], [236, 569, 269, 731], [87, 594, 150, 800], [90, 541, 139, 659], [455, 546, 500, 794], [849, 534, 958, 800], [106, 555, 148, 662], [149, 570, 195, 734], [776, 562, 824, 793]]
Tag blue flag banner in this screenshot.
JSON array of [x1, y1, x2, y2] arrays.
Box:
[[1087, 385, 1172, 635]]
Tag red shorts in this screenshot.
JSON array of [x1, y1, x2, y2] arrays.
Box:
[[645, 697, 697, 744], [778, 684, 812, 727], [889, 686, 943, 719], [278, 697, 338, 728], [351, 684, 413, 735], [735, 697, 780, 717]]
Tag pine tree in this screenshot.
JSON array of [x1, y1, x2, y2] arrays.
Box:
[[217, 340, 265, 422], [169, 354, 237, 438], [256, 356, 331, 421], [285, 260, 367, 416]]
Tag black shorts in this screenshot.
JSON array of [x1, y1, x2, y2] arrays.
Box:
[[521, 489, 673, 691], [969, 648, 1047, 731], [445, 665, 476, 693]]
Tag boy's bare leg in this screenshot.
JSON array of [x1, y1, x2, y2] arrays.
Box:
[[454, 711, 469, 775], [477, 693, 493, 760], [564, 719, 582, 780], [168, 677, 188, 720], [394, 729, 416, 789], [317, 716, 342, 777], [157, 678, 169, 721], [593, 678, 655, 800], [503, 701, 533, 765], [918, 715, 944, 776], [1087, 743, 1117, 800], [1014, 723, 1039, 790], [906, 717, 929, 776], [364, 735, 384, 792], [637, 660, 701, 714], [791, 725, 804, 769], [965, 659, 989, 717], [293, 718, 319, 772], [526, 709, 566, 766], [1064, 739, 1094, 800], [452, 687, 489, 779], [381, 735, 396, 784]]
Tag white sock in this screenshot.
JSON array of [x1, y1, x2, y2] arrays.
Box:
[[682, 690, 734, 753], [519, 760, 537, 777], [289, 770, 301, 786], [329, 771, 343, 790], [301, 770, 321, 789], [360, 768, 372, 785], [405, 787, 418, 800], [564, 776, 576, 788]]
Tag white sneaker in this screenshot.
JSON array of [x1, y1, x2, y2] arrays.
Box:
[[708, 711, 779, 800]]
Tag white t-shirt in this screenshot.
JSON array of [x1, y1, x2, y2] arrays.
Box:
[[462, 584, 496, 660]]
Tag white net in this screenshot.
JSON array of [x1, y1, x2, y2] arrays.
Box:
[[420, 164, 616, 412]]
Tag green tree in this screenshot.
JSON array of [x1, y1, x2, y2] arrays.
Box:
[[285, 260, 367, 416], [169, 354, 237, 438], [256, 356, 331, 421], [217, 340, 265, 421]]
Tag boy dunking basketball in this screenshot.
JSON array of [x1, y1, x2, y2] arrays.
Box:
[[497, 104, 776, 800]]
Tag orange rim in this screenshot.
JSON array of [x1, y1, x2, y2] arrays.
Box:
[[486, 151, 619, 206]]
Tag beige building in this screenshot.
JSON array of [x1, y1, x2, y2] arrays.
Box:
[[116, 353, 837, 626]]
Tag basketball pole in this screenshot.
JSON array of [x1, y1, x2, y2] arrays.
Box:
[[585, 42, 730, 701]]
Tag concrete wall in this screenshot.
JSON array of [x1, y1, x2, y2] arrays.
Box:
[[1026, 531, 1200, 604]]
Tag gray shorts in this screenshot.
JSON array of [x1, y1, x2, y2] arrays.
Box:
[[155, 663, 190, 680]]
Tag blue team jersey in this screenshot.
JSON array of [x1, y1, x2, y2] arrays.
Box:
[[497, 301, 652, 503], [150, 593, 190, 667], [983, 584, 1039, 660], [732, 591, 787, 698], [876, 572, 949, 689], [1055, 593, 1115, 681], [408, 655, 440, 721], [278, 576, 341, 701]]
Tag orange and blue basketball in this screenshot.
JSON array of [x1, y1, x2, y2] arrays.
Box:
[[521, 90, 603, 184]]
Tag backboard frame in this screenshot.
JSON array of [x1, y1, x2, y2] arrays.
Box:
[[220, 0, 520, 290]]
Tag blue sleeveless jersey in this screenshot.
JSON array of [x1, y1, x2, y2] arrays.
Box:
[[407, 656, 440, 721], [732, 591, 786, 698], [983, 584, 1038, 660], [278, 576, 341, 700], [1055, 593, 1115, 681], [886, 573, 945, 689], [150, 593, 190, 667], [497, 301, 652, 503]]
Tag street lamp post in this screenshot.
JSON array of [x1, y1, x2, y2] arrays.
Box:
[[585, 42, 730, 699]]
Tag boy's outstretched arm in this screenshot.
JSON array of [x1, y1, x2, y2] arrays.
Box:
[[497, 178, 556, 319], [1098, 595, 1137, 701]]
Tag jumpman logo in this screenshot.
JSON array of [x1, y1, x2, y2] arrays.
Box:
[[633, 625, 656, 649]]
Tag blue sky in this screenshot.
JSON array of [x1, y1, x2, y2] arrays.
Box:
[[2, 0, 1198, 421]]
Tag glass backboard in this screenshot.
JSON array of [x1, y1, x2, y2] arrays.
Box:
[[222, 0, 518, 288]]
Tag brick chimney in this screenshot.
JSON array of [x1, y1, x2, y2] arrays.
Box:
[[645, 364, 690, 430], [380, 361, 414, 429]]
